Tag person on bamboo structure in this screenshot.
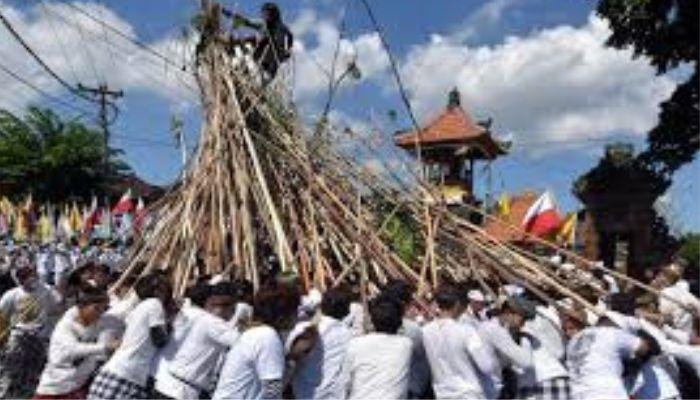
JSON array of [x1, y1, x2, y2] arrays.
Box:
[[561, 303, 660, 400], [88, 272, 172, 400], [224, 2, 293, 82], [421, 285, 498, 399], [34, 285, 119, 400], [286, 288, 352, 400], [213, 286, 300, 400]]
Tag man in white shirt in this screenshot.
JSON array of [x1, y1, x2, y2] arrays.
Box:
[[382, 279, 432, 398], [155, 281, 240, 399], [653, 263, 700, 334], [478, 296, 536, 398], [561, 304, 659, 400], [605, 293, 683, 400], [343, 294, 413, 400], [36, 245, 55, 285], [230, 278, 254, 328], [459, 288, 489, 328], [89, 272, 172, 399], [213, 286, 300, 400], [0, 264, 63, 339], [150, 279, 210, 398], [517, 303, 570, 400], [422, 286, 497, 399], [287, 288, 352, 399], [35, 286, 119, 398]]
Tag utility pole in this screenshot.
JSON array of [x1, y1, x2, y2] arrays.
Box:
[[77, 83, 124, 174], [170, 114, 187, 178]]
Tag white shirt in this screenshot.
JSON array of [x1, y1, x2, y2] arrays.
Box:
[[158, 309, 240, 399], [231, 302, 253, 328], [401, 318, 432, 396], [36, 250, 54, 285], [343, 302, 365, 336], [96, 292, 140, 344], [566, 326, 642, 400], [659, 281, 700, 334], [36, 307, 107, 395], [478, 317, 533, 397], [626, 319, 681, 400], [53, 252, 72, 285], [422, 318, 496, 399], [0, 283, 62, 338], [517, 310, 567, 388], [213, 325, 284, 400], [343, 332, 412, 400], [287, 315, 351, 399], [152, 305, 199, 398], [100, 298, 166, 386]]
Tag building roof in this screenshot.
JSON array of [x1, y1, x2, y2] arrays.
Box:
[[394, 89, 507, 160], [483, 191, 538, 242]]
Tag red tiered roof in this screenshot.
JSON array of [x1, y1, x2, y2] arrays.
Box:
[[394, 89, 506, 160]]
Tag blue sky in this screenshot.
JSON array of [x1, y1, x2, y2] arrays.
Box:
[[0, 0, 698, 232]]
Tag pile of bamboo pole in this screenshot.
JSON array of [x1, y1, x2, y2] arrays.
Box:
[[115, 2, 671, 314]]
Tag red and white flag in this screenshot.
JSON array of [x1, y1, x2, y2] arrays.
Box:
[[522, 191, 561, 237], [112, 189, 133, 215]]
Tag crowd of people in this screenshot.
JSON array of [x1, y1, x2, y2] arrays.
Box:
[[0, 241, 699, 400]]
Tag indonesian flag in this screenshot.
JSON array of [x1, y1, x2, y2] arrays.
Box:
[[522, 191, 561, 237], [134, 197, 146, 231], [112, 189, 133, 215]]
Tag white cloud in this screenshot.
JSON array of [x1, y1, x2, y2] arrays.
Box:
[[290, 9, 389, 101], [449, 0, 518, 43], [0, 2, 197, 114], [400, 14, 677, 151]]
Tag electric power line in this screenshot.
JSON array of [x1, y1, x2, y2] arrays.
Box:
[[60, 2, 194, 76], [0, 8, 97, 104], [0, 60, 92, 116]]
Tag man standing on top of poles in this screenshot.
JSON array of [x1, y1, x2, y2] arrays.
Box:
[[223, 2, 294, 83]]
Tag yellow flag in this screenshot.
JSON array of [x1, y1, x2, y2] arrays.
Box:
[[14, 212, 26, 242], [69, 202, 82, 233], [38, 212, 53, 243], [556, 212, 577, 246], [0, 197, 15, 223], [496, 193, 510, 217]]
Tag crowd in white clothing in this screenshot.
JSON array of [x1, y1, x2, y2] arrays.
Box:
[[0, 245, 699, 400]]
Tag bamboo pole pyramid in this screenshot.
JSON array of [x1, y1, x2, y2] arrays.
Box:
[[116, 2, 663, 313]]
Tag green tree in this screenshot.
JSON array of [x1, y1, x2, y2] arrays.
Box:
[[677, 233, 699, 269], [597, 0, 699, 178], [0, 106, 131, 202]]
